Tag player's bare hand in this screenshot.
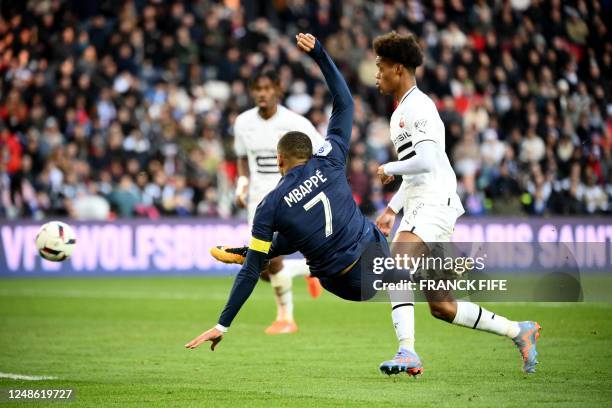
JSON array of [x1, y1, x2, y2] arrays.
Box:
[[185, 327, 224, 351], [296, 33, 316, 52], [376, 207, 397, 237], [235, 175, 249, 208], [377, 165, 394, 185], [235, 193, 247, 208]]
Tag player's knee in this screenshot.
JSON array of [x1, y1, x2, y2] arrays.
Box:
[[259, 269, 271, 282], [268, 257, 283, 274], [428, 302, 455, 322]]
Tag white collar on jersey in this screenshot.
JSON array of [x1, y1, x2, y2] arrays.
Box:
[[398, 85, 417, 106], [256, 105, 284, 121]]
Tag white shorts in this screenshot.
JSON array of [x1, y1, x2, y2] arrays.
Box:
[[247, 186, 275, 226], [396, 196, 465, 244]]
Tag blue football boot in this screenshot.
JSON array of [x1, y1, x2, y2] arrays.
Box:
[[512, 321, 541, 373], [379, 348, 423, 376]]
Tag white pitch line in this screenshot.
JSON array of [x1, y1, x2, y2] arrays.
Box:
[[0, 372, 58, 381]]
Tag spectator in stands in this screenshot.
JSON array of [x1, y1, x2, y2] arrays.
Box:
[[108, 175, 139, 217], [0, 0, 608, 220]]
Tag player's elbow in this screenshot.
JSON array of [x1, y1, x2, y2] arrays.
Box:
[[342, 102, 355, 124], [335, 97, 354, 115], [419, 159, 434, 173], [414, 142, 436, 173], [409, 155, 434, 174], [346, 98, 355, 113]]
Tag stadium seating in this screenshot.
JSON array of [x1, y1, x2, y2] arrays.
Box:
[[0, 0, 608, 220]]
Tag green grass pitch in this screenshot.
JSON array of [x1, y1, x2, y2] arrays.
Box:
[[1, 277, 611, 407]]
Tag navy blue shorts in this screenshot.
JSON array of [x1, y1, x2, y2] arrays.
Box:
[[318, 226, 390, 302]]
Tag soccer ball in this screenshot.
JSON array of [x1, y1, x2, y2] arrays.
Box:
[[35, 221, 77, 262]]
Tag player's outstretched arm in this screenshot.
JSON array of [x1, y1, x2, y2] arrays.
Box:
[[375, 142, 436, 235], [185, 248, 267, 350], [296, 33, 354, 155], [380, 141, 436, 176], [375, 180, 407, 236]]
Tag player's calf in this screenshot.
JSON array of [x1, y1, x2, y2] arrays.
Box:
[[427, 301, 456, 323], [446, 301, 541, 373]]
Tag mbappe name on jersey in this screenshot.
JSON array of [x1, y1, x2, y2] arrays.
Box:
[[283, 169, 328, 207]]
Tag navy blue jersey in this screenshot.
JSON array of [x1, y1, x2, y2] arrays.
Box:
[[218, 40, 375, 328], [251, 139, 372, 277]]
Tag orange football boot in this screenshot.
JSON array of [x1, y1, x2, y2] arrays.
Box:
[[264, 320, 298, 335], [306, 276, 323, 298], [210, 246, 247, 264]]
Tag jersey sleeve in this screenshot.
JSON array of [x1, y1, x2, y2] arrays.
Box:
[[217, 249, 267, 327], [233, 116, 247, 157], [307, 40, 354, 166], [388, 180, 407, 213], [268, 232, 298, 258], [410, 103, 439, 147], [217, 192, 278, 328], [251, 192, 276, 243], [383, 140, 436, 176]]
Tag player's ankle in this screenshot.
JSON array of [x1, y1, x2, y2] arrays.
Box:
[[399, 339, 415, 353], [506, 321, 520, 338]]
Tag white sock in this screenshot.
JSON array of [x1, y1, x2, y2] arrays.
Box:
[[452, 302, 520, 338], [391, 301, 415, 352], [281, 258, 310, 278], [269, 270, 294, 321]]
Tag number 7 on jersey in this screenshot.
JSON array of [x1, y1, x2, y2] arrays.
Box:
[[303, 192, 333, 237]]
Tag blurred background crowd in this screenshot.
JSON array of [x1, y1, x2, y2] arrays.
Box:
[[0, 0, 609, 221]]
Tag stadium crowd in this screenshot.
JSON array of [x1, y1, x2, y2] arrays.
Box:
[[0, 0, 609, 220]]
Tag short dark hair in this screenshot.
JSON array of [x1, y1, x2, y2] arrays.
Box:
[[250, 69, 280, 88], [373, 31, 423, 72], [277, 131, 312, 161]]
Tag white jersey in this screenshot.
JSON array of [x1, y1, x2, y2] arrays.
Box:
[[390, 86, 460, 204], [234, 105, 324, 216]]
